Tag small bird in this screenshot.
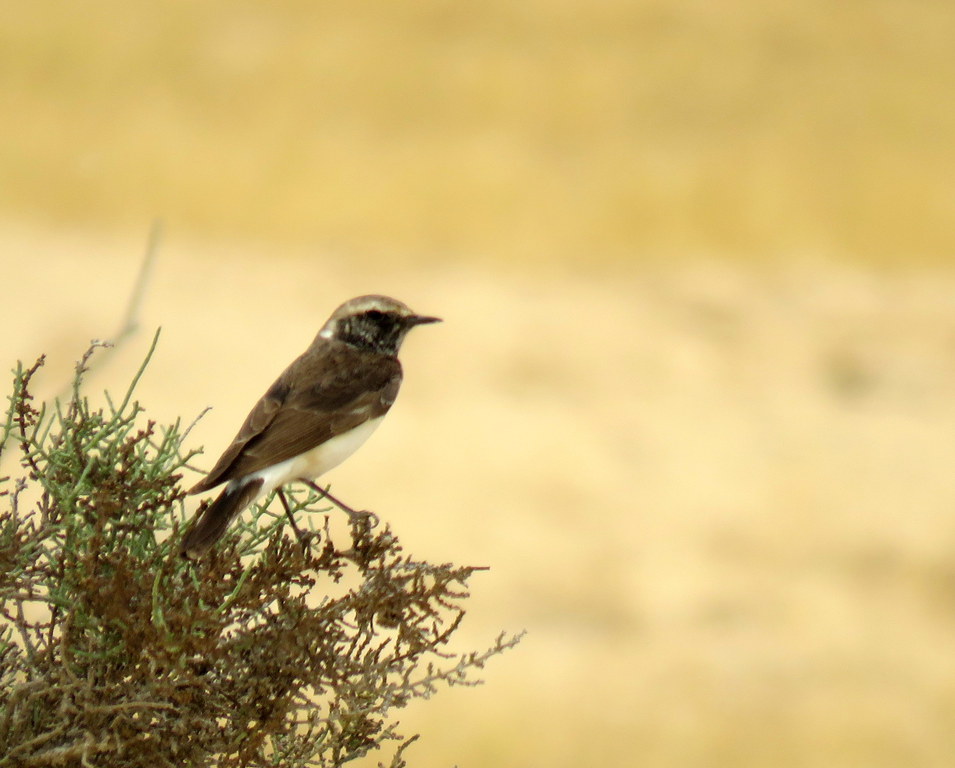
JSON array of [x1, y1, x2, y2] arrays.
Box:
[[180, 295, 440, 559]]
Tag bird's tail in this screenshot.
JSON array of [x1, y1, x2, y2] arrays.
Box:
[[180, 479, 264, 560]]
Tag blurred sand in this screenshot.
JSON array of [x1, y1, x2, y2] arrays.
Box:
[[3, 228, 955, 766]]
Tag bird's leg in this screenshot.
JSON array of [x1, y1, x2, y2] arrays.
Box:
[[277, 488, 312, 551], [300, 479, 379, 528]]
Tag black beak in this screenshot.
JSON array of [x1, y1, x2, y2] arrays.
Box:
[[409, 314, 442, 326]]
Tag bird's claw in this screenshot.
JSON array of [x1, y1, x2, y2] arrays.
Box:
[[345, 508, 379, 530]]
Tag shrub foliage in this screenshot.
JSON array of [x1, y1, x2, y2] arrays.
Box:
[[0, 334, 519, 767]]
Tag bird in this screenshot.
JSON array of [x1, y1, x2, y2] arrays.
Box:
[[180, 294, 440, 559]]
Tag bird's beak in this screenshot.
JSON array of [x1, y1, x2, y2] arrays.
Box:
[[409, 314, 442, 326]]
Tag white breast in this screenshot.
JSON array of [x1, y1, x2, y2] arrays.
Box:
[[233, 416, 384, 499]]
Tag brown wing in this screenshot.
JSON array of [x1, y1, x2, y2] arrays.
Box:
[[189, 343, 402, 494]]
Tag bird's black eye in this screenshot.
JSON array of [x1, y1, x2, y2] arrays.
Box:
[[366, 310, 385, 322]]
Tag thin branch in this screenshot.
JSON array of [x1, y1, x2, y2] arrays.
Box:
[[53, 221, 162, 404], [115, 219, 163, 347]]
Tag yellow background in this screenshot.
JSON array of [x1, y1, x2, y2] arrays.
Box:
[[4, 0, 955, 265], [3, 2, 955, 766]]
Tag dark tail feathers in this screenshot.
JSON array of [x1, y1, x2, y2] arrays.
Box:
[[180, 479, 264, 560]]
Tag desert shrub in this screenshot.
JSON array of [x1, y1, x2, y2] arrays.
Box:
[[0, 334, 520, 767]]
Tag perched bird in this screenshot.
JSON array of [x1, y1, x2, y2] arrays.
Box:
[[180, 294, 440, 559]]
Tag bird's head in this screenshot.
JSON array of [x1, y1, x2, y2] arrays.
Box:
[[319, 295, 441, 355]]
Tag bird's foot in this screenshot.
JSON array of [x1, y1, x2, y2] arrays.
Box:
[[344, 507, 379, 530], [292, 527, 319, 554], [300, 479, 378, 529], [277, 488, 316, 554]]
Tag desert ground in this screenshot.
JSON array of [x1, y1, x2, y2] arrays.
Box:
[[3, 229, 955, 766]]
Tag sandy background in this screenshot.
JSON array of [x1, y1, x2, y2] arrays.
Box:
[[4, 2, 955, 766]]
